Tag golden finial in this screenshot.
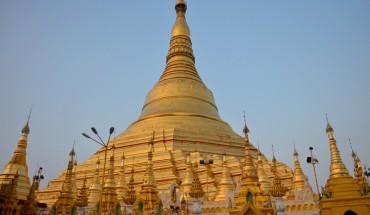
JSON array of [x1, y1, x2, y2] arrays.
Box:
[[349, 138, 356, 158], [69, 144, 75, 159], [175, 0, 187, 13], [326, 114, 334, 133], [272, 145, 276, 162], [243, 111, 250, 134], [172, 0, 190, 37], [22, 106, 32, 134], [293, 143, 298, 156]]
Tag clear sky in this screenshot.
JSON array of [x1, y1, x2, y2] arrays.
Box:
[[1, 1, 369, 191]]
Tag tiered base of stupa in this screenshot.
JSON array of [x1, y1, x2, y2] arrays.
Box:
[[37, 128, 294, 209]]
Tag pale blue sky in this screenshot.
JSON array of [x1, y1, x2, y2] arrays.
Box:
[[1, 1, 369, 190]]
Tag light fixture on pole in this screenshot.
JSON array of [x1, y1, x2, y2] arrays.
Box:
[[307, 146, 320, 197], [82, 126, 114, 215]]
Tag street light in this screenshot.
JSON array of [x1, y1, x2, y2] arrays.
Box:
[[82, 126, 114, 215], [199, 153, 213, 201], [307, 146, 320, 197], [33, 167, 44, 190]]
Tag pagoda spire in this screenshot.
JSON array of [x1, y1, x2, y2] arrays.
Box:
[[349, 139, 369, 192], [52, 146, 77, 214], [132, 133, 162, 215], [320, 118, 370, 214], [72, 159, 77, 195], [101, 144, 119, 214], [142, 133, 156, 187], [0, 112, 32, 201], [123, 165, 136, 205], [257, 148, 272, 194], [133, 0, 227, 129], [182, 152, 194, 194], [270, 147, 287, 215], [75, 175, 89, 211], [242, 114, 257, 183], [88, 158, 101, 207], [229, 125, 273, 214], [325, 115, 349, 178], [270, 147, 287, 197], [215, 154, 234, 201], [292, 146, 306, 190], [116, 150, 128, 206], [189, 164, 202, 194]]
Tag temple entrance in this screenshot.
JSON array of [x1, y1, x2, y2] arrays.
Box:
[[344, 210, 357, 215]]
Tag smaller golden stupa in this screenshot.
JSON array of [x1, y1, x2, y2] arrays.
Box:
[[228, 120, 273, 215], [320, 117, 370, 215]]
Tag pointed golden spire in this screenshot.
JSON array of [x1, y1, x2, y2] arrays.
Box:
[[172, 0, 190, 38], [349, 139, 369, 189], [72, 157, 78, 194], [270, 147, 287, 197], [292, 146, 306, 190], [21, 108, 31, 135], [325, 115, 349, 178], [100, 145, 119, 214], [116, 150, 128, 204], [215, 154, 234, 201], [88, 158, 101, 206], [220, 155, 234, 185], [243, 111, 250, 135], [53, 145, 76, 213], [182, 152, 194, 193], [257, 148, 272, 194], [123, 164, 136, 205], [132, 0, 233, 132], [188, 161, 205, 199], [76, 175, 89, 209], [142, 132, 157, 187], [242, 115, 258, 182], [0, 113, 32, 200]]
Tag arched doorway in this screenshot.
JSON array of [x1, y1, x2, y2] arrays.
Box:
[[344, 210, 357, 215]]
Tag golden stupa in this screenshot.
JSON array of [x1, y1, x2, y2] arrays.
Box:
[[37, 0, 294, 208], [320, 119, 370, 215]]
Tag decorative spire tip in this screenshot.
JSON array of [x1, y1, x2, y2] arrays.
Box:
[[243, 111, 250, 134], [325, 114, 334, 133]]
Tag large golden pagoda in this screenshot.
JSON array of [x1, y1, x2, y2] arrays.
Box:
[[37, 0, 295, 209]]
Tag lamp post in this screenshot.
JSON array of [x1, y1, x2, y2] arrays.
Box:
[[82, 126, 114, 215], [307, 147, 320, 197], [33, 167, 44, 190], [199, 153, 213, 201]]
